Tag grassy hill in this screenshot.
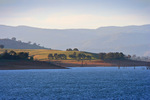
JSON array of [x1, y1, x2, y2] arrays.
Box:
[[0, 49, 98, 61]]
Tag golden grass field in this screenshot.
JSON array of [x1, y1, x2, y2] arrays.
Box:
[[0, 49, 98, 61], [1, 49, 150, 67]]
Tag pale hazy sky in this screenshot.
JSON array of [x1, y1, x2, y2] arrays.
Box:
[[0, 0, 150, 29]]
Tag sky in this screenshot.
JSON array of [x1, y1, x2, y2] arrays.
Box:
[[0, 0, 150, 29]]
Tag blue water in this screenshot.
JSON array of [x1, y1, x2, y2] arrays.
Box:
[[0, 67, 150, 100]]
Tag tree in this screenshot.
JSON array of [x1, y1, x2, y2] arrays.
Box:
[[77, 53, 86, 66], [30, 56, 34, 61], [54, 53, 58, 59], [73, 48, 79, 51], [9, 50, 17, 59], [58, 54, 67, 60], [33, 43, 37, 45], [11, 37, 16, 41], [78, 54, 82, 60], [105, 52, 114, 60], [68, 48, 72, 51], [78, 53, 86, 60], [132, 55, 136, 58], [1, 50, 10, 59], [113, 52, 120, 59], [9, 50, 17, 56], [48, 54, 53, 60], [69, 52, 77, 59], [66, 48, 72, 51], [86, 55, 92, 60], [17, 52, 29, 59], [99, 53, 106, 60], [18, 40, 22, 43], [127, 55, 131, 59], [118, 52, 125, 59], [69, 55, 76, 59], [28, 41, 31, 44], [66, 49, 69, 51], [0, 45, 4, 49]]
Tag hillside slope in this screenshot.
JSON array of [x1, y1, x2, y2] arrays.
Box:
[[0, 38, 47, 49], [0, 49, 97, 61]]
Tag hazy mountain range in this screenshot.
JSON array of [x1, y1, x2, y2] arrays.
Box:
[[0, 24, 150, 56]]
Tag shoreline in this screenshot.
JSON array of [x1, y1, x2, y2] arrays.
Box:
[[0, 60, 67, 70], [0, 59, 150, 70], [0, 66, 149, 70], [50, 59, 150, 67]]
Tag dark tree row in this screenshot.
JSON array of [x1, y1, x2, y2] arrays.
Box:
[[69, 53, 91, 60], [66, 48, 79, 51], [48, 53, 67, 60], [99, 52, 125, 60], [0, 50, 29, 60], [48, 52, 92, 60]]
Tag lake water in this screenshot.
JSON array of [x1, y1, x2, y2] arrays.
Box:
[[0, 67, 150, 100]]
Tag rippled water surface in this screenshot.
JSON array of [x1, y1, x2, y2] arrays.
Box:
[[0, 67, 150, 100]]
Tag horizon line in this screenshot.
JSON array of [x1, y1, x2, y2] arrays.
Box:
[[0, 24, 150, 30]]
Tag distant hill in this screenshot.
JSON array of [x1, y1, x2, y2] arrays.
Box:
[[0, 38, 47, 49], [0, 24, 150, 56]]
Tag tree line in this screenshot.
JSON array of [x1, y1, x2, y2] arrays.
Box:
[[48, 53, 67, 60], [66, 48, 79, 51], [48, 52, 127, 60], [99, 52, 126, 60], [69, 52, 91, 60], [0, 50, 30, 60], [48, 52, 92, 60]]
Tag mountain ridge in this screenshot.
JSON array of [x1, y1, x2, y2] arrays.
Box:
[[1, 24, 150, 29], [0, 24, 150, 56]]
